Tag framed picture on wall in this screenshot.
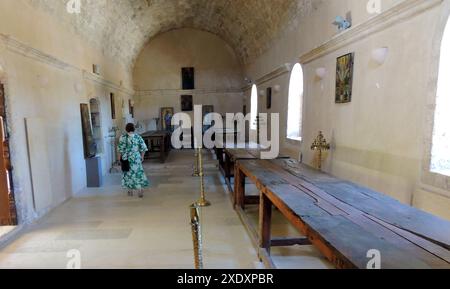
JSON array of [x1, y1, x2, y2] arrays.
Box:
[[335, 53, 354, 104], [80, 104, 97, 159], [181, 95, 193, 112], [266, 87, 272, 109], [128, 99, 134, 118], [110, 93, 116, 119], [160, 107, 174, 132], [182, 67, 195, 90], [202, 105, 214, 119]]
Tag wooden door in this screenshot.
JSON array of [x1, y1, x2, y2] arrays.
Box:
[[0, 83, 16, 225]]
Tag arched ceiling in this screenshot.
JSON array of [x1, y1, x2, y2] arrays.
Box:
[[27, 0, 319, 69]]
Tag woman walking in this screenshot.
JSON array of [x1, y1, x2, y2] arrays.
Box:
[[118, 123, 149, 198]]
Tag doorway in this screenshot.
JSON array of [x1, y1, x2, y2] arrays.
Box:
[[0, 83, 17, 227]]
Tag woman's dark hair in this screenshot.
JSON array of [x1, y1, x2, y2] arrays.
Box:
[[125, 123, 135, 133]]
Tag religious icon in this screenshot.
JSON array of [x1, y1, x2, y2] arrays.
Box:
[[181, 95, 193, 112], [202, 105, 214, 119], [202, 105, 214, 131], [160, 107, 174, 132], [110, 93, 116, 119], [266, 87, 272, 109], [335, 53, 354, 104], [182, 67, 195, 90]]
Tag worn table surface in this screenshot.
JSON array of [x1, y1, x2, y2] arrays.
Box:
[[236, 158, 450, 269], [216, 147, 289, 195], [225, 148, 289, 161], [141, 130, 171, 137]]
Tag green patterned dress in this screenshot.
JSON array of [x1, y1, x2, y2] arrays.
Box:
[[118, 133, 149, 190]]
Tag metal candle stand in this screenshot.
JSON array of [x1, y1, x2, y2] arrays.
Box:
[[311, 131, 331, 171]]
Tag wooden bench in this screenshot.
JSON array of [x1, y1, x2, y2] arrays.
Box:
[[235, 158, 450, 269]]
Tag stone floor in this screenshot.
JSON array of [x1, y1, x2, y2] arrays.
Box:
[[0, 150, 330, 269], [0, 226, 15, 239]]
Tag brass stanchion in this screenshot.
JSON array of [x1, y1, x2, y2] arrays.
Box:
[[192, 148, 200, 177], [194, 148, 211, 207], [190, 204, 203, 269]]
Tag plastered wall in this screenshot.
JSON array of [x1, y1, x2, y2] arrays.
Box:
[[133, 28, 245, 128], [0, 0, 133, 224], [244, 0, 450, 220]]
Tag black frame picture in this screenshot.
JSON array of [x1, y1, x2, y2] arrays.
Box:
[[182, 67, 195, 90], [266, 87, 272, 109], [181, 95, 193, 112], [110, 93, 116, 119]]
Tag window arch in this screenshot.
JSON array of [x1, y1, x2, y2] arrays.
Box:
[[286, 63, 304, 141], [250, 84, 258, 130], [431, 17, 450, 177]]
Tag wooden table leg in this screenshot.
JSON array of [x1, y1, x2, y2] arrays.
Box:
[[224, 152, 231, 184], [259, 192, 272, 255], [166, 134, 171, 154], [160, 136, 165, 163], [216, 148, 224, 170], [234, 163, 246, 209]]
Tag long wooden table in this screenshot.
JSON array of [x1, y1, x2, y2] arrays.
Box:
[[234, 158, 450, 269], [141, 131, 171, 163], [215, 146, 289, 197]]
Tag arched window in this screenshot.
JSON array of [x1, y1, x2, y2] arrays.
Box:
[[287, 63, 304, 141], [431, 17, 450, 177], [250, 84, 258, 130]]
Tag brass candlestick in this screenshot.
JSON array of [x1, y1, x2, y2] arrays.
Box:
[[190, 204, 203, 269], [311, 131, 330, 171], [194, 148, 211, 207]]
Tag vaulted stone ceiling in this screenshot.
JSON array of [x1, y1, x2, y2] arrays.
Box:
[[27, 0, 319, 69]]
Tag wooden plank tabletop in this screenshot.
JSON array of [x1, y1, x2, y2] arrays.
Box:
[[270, 159, 450, 249], [237, 159, 450, 269], [141, 130, 170, 138], [225, 148, 290, 161]]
